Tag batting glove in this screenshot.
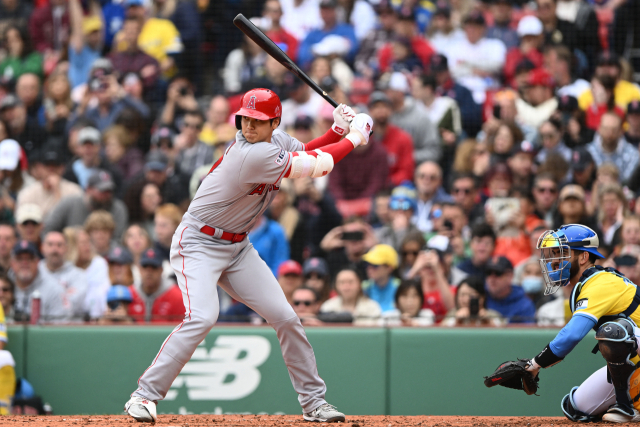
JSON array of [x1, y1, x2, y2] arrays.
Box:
[[345, 113, 373, 147], [332, 103, 356, 136]]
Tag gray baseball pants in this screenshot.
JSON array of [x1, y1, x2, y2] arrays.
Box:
[[133, 215, 327, 413]]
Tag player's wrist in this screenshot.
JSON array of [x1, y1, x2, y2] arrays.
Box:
[[331, 122, 347, 136], [534, 344, 564, 368], [345, 132, 362, 148]]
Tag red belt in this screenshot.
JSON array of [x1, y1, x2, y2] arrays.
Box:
[[200, 225, 247, 243]]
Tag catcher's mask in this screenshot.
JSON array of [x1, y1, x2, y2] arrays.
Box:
[[537, 224, 604, 295]]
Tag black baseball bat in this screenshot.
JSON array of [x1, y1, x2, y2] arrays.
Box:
[[233, 13, 338, 108]]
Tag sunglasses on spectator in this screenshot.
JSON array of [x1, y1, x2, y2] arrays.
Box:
[[535, 186, 557, 194], [389, 199, 413, 211], [486, 270, 505, 277], [453, 187, 472, 194], [293, 300, 313, 306], [0, 287, 10, 292], [402, 250, 419, 257]]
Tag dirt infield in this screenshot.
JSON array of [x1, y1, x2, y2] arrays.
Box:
[[0, 414, 615, 427]]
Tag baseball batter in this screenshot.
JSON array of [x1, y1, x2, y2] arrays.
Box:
[[494, 224, 640, 423], [125, 88, 373, 423]]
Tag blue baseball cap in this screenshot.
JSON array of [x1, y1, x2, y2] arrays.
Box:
[[107, 246, 133, 265], [124, 0, 144, 7], [303, 257, 329, 277], [140, 248, 163, 268], [11, 240, 40, 258], [107, 285, 133, 304]]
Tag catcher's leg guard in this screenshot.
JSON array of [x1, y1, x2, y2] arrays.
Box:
[[561, 386, 600, 422], [596, 318, 640, 416]]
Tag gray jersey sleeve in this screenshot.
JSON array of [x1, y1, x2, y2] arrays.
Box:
[[272, 129, 305, 152], [239, 142, 291, 185]]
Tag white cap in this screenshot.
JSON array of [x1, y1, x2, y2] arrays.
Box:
[[0, 139, 21, 170], [427, 235, 450, 252], [15, 203, 43, 224], [388, 72, 409, 93], [517, 15, 543, 37], [311, 35, 351, 57]]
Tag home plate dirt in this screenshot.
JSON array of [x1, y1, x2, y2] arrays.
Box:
[[0, 415, 614, 426]]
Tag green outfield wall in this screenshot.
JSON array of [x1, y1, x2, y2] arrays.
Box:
[[6, 326, 606, 416]]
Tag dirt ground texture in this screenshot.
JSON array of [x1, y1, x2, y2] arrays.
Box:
[[0, 415, 622, 427]]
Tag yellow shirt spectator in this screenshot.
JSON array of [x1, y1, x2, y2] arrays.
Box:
[[0, 305, 6, 346], [578, 80, 640, 112]]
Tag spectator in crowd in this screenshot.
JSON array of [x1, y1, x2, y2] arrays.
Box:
[[320, 265, 381, 324], [367, 91, 415, 186], [0, 138, 34, 205], [116, 0, 183, 77], [222, 34, 268, 94], [531, 173, 558, 224], [383, 280, 435, 326], [397, 231, 425, 279], [587, 112, 640, 185], [453, 222, 496, 283], [625, 100, 640, 147], [0, 25, 43, 85], [487, 121, 524, 164], [578, 51, 640, 114], [535, 118, 572, 165], [280, 0, 323, 42], [302, 257, 332, 304], [44, 169, 129, 239], [486, 0, 518, 49], [7, 240, 43, 321], [292, 286, 324, 326], [0, 0, 32, 39], [361, 244, 400, 313], [280, 78, 325, 130], [98, 285, 134, 324], [442, 275, 505, 326], [0, 274, 15, 322], [0, 97, 46, 162], [67, 0, 103, 89], [547, 45, 590, 99], [103, 125, 145, 181], [378, 9, 434, 74], [277, 260, 304, 305], [17, 145, 81, 220], [109, 17, 160, 96], [159, 75, 199, 130], [321, 217, 377, 279], [261, 0, 299, 62], [298, 0, 358, 68], [38, 72, 74, 135], [484, 256, 536, 323], [552, 184, 600, 234], [107, 245, 135, 287], [28, 0, 69, 62], [38, 231, 88, 321], [250, 213, 290, 276], [375, 190, 419, 252], [84, 210, 116, 257], [412, 74, 462, 140], [405, 245, 455, 321], [65, 125, 121, 191], [122, 223, 152, 269], [615, 216, 640, 254], [446, 11, 507, 105], [450, 173, 483, 225], [537, 267, 576, 326], [153, 203, 181, 261], [128, 248, 183, 323], [71, 59, 150, 132], [174, 110, 214, 177], [612, 247, 640, 286], [15, 73, 41, 121], [413, 161, 453, 233], [15, 204, 43, 246], [0, 225, 16, 274], [63, 226, 110, 319], [516, 68, 558, 129], [386, 72, 441, 164], [354, 2, 397, 77], [504, 16, 544, 87], [199, 95, 236, 148], [428, 5, 464, 53], [597, 183, 627, 252]]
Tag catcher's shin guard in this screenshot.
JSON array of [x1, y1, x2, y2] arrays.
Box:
[[561, 386, 600, 422], [596, 318, 640, 416]]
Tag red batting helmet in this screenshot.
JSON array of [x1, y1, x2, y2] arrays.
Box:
[[234, 88, 282, 130]]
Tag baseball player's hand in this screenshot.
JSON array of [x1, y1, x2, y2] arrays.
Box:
[[346, 113, 374, 147], [332, 103, 356, 135]]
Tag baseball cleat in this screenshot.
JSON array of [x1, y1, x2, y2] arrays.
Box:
[[124, 396, 157, 422], [602, 405, 640, 423], [303, 403, 345, 423]]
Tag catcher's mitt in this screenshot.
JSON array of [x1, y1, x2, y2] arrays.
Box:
[[483, 359, 539, 395]]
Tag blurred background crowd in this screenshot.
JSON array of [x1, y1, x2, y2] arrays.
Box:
[[0, 0, 640, 332]]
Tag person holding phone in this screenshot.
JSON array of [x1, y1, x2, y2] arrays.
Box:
[[320, 217, 377, 279], [442, 276, 504, 326]]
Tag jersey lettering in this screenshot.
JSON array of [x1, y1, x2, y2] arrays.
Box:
[[271, 184, 279, 191], [575, 298, 588, 310], [246, 96, 257, 110], [275, 149, 286, 166], [250, 184, 266, 195]]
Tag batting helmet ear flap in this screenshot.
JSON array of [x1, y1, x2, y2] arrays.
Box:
[[235, 115, 242, 130]]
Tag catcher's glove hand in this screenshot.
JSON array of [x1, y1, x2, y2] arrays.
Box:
[[483, 359, 539, 395]]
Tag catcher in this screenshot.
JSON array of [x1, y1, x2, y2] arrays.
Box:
[[485, 224, 640, 423]]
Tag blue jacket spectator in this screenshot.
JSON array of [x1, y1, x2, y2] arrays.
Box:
[[361, 244, 401, 313], [249, 216, 290, 276], [484, 256, 536, 323], [297, 0, 358, 68]]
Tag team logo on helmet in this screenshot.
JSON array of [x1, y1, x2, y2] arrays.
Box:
[[246, 96, 257, 110], [274, 105, 281, 116], [365, 123, 371, 133]]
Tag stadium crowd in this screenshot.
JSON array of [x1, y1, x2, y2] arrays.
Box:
[[0, 0, 640, 333]]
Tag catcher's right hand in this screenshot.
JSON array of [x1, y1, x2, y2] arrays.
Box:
[[483, 359, 539, 395]]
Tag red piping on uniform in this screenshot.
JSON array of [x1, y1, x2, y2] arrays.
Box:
[[278, 152, 292, 181], [178, 226, 192, 320], [304, 128, 342, 150], [208, 156, 224, 174]]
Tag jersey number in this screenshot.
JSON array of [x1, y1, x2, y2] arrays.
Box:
[[249, 184, 280, 196]]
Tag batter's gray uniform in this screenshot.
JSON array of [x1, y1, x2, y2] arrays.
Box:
[[132, 130, 328, 412]]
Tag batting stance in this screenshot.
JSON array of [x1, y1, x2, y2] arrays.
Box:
[[485, 224, 640, 423], [125, 88, 373, 423]]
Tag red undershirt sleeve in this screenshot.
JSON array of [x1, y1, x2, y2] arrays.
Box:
[[303, 128, 343, 150]]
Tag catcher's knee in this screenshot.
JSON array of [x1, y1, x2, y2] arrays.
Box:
[[596, 318, 638, 365], [561, 387, 599, 422]]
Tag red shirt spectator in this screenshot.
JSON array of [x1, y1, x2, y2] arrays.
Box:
[[378, 36, 434, 73], [262, 0, 299, 60], [504, 16, 545, 87], [28, 1, 70, 53]]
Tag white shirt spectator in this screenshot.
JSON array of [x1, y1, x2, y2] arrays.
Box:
[[281, 92, 325, 129], [537, 295, 567, 327], [280, 0, 323, 41], [81, 255, 111, 319], [429, 28, 466, 55]]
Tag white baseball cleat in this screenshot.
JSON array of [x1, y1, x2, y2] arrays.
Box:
[[303, 403, 345, 423], [124, 395, 157, 422], [602, 405, 640, 423]]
